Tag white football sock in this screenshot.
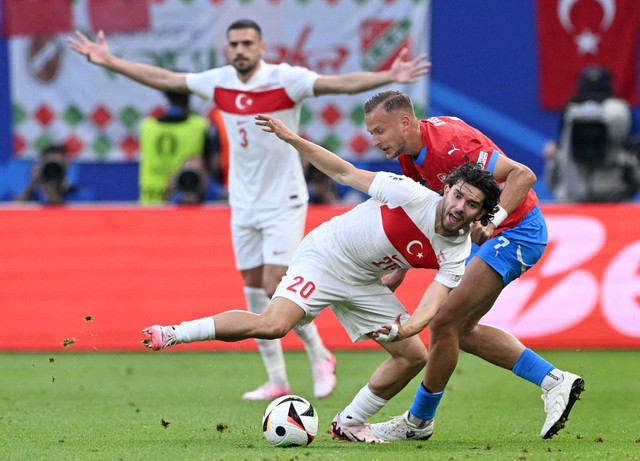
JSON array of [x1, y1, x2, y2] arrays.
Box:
[[245, 287, 288, 388], [340, 384, 388, 426], [293, 322, 331, 363], [173, 317, 216, 343], [541, 368, 564, 391]]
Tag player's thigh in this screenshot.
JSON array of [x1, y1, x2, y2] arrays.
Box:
[[332, 281, 410, 343], [469, 208, 547, 287], [263, 264, 288, 296], [261, 296, 307, 335], [273, 261, 347, 325], [261, 204, 307, 266], [434, 255, 504, 329], [231, 207, 264, 271]]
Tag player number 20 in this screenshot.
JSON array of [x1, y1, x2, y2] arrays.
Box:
[[286, 276, 316, 299]]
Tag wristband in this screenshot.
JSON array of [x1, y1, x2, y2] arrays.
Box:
[[491, 205, 508, 227]]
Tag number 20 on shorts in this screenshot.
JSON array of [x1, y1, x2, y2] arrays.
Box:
[[286, 276, 316, 299]]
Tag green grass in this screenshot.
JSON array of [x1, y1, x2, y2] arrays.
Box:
[[1, 350, 638, 460]]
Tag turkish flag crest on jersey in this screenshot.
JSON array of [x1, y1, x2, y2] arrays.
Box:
[[536, 0, 639, 109]]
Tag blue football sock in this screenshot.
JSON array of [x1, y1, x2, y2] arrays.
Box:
[[512, 348, 555, 386], [409, 383, 444, 420]]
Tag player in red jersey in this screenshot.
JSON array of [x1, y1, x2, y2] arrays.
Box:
[[364, 90, 584, 440]]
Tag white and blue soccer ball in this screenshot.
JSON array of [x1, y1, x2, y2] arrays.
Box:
[[262, 395, 318, 447]]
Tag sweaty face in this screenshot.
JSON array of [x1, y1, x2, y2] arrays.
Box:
[[365, 106, 407, 160], [226, 28, 264, 77], [437, 181, 486, 236]]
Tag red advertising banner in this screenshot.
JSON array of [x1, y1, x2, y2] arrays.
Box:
[[536, 0, 639, 109], [88, 0, 150, 34], [0, 203, 638, 352], [1, 0, 72, 37]]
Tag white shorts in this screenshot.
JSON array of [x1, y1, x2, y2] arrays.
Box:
[[231, 204, 308, 270], [273, 261, 409, 343]]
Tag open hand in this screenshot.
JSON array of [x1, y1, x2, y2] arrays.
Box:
[[390, 48, 431, 83], [255, 114, 297, 143], [67, 30, 111, 66]]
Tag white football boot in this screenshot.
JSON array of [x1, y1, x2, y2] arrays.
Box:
[[370, 411, 434, 441], [540, 371, 585, 438]]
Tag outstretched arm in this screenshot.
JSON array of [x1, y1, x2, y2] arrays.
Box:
[[313, 48, 430, 95], [67, 30, 189, 92], [374, 281, 451, 342], [255, 114, 376, 193]]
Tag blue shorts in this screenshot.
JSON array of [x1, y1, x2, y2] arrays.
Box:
[[467, 206, 547, 286]]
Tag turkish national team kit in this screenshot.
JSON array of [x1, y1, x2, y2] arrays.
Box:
[[186, 61, 319, 210]]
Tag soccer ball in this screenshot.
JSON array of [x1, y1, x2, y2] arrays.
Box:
[[262, 395, 318, 447]]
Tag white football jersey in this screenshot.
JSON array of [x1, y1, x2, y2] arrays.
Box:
[[186, 61, 318, 209], [297, 172, 470, 288]]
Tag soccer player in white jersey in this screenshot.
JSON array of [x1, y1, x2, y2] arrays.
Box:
[[142, 113, 501, 443], [68, 19, 430, 401]]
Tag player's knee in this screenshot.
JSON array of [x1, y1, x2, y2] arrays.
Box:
[[457, 326, 476, 351], [262, 280, 279, 298], [411, 348, 429, 370], [458, 333, 471, 352], [429, 312, 460, 339], [258, 314, 293, 339], [258, 322, 288, 339], [397, 342, 429, 372]]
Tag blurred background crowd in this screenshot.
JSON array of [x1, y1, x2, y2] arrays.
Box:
[[0, 0, 638, 206]]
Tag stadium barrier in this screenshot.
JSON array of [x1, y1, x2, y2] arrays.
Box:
[[1, 203, 638, 352]]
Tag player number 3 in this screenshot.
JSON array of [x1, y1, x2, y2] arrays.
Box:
[[239, 128, 248, 148]]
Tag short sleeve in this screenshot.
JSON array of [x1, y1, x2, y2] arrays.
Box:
[[186, 69, 223, 101], [279, 63, 319, 102], [433, 249, 468, 289], [368, 172, 432, 208]]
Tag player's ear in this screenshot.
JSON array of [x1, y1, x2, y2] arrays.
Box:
[[442, 183, 451, 196]]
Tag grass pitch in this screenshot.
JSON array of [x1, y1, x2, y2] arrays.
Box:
[[1, 349, 638, 460]]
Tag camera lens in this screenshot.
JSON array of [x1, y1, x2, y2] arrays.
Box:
[[42, 161, 65, 184], [177, 169, 201, 192]]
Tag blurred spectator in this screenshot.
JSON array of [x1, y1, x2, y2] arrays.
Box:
[[138, 90, 226, 204], [164, 155, 211, 204], [543, 65, 640, 202], [14, 144, 93, 205], [305, 162, 339, 204]]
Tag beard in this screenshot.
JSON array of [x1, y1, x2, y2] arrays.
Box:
[[233, 58, 258, 76]]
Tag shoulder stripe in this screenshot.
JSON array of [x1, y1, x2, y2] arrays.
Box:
[[486, 149, 500, 173]]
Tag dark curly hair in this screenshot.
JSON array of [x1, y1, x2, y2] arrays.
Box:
[[443, 162, 501, 226]]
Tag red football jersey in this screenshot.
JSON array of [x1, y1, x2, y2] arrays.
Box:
[[398, 117, 538, 233]]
